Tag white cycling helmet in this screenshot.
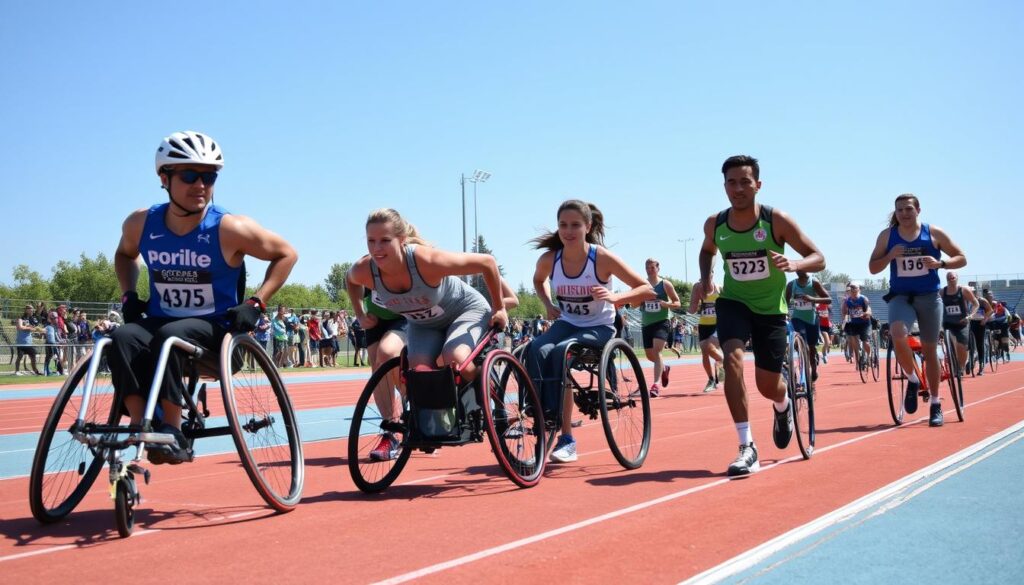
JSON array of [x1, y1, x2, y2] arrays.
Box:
[[154, 130, 224, 174]]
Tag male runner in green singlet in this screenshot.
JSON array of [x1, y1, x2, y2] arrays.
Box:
[[698, 155, 825, 477]]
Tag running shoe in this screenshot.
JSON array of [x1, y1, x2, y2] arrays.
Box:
[[904, 380, 920, 414], [549, 434, 577, 463], [772, 404, 793, 449], [928, 402, 944, 427], [821, 351, 828, 364], [661, 365, 671, 387], [369, 433, 401, 461], [727, 443, 760, 477], [650, 383, 660, 398], [703, 378, 716, 393]]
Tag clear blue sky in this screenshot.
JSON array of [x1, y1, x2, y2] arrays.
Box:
[[2, 1, 1021, 294]]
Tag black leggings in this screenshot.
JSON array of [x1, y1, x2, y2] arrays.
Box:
[[969, 321, 987, 366], [108, 318, 228, 406]]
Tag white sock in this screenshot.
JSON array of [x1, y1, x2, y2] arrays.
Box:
[[774, 396, 790, 412], [930, 395, 941, 405], [736, 422, 752, 445], [908, 371, 920, 384]]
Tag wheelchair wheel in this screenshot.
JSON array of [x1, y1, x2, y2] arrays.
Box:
[[29, 347, 121, 523], [481, 350, 546, 487], [789, 333, 815, 459], [220, 333, 304, 511], [886, 344, 906, 425], [348, 356, 412, 493], [114, 474, 137, 538], [943, 331, 965, 422], [597, 338, 651, 469]]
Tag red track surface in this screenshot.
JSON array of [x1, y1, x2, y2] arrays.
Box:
[[2, 357, 1022, 583]]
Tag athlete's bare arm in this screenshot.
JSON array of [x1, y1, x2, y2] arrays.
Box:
[[770, 210, 825, 273], [930, 225, 967, 270], [415, 247, 506, 327], [698, 215, 719, 292], [114, 210, 148, 293], [688, 281, 704, 314], [500, 278, 520, 310], [595, 247, 654, 307], [220, 214, 298, 303], [868, 229, 900, 274], [662, 279, 682, 310], [345, 257, 377, 328], [533, 251, 560, 320], [811, 281, 833, 304]]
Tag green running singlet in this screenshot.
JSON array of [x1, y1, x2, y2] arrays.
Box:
[[715, 205, 787, 315], [640, 280, 670, 326]]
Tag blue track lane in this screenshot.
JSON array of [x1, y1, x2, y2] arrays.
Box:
[[716, 426, 1024, 585]]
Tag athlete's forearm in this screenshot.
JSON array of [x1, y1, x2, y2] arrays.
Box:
[[698, 250, 714, 289], [115, 250, 141, 294]]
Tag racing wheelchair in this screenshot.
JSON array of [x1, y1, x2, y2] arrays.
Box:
[[347, 329, 546, 493], [885, 327, 964, 425], [29, 332, 304, 537], [515, 336, 652, 469]]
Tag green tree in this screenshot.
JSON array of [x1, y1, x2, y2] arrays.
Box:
[[50, 253, 121, 302], [816, 269, 852, 285], [510, 288, 545, 319], [260, 283, 336, 310], [2, 265, 51, 300], [324, 262, 353, 304]]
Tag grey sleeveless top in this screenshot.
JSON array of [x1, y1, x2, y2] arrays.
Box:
[[369, 244, 490, 329]]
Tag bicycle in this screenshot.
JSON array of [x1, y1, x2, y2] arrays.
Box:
[[29, 333, 304, 537], [885, 329, 964, 425], [347, 329, 546, 492], [785, 320, 815, 459]]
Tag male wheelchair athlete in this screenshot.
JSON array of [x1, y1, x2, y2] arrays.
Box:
[[29, 332, 304, 537], [515, 336, 652, 469], [347, 329, 546, 493]]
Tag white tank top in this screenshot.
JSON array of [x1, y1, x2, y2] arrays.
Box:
[[551, 244, 615, 328]]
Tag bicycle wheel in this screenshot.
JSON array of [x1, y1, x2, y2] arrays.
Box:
[[348, 356, 412, 493], [481, 350, 546, 487], [886, 343, 906, 425], [29, 347, 121, 523], [790, 333, 815, 459], [598, 338, 651, 469], [944, 331, 965, 422], [221, 333, 304, 511], [870, 332, 881, 382]]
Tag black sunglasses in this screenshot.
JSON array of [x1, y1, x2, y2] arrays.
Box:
[[174, 169, 219, 185]]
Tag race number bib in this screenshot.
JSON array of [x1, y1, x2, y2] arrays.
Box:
[[725, 250, 770, 282], [153, 270, 214, 317], [850, 307, 865, 319], [643, 300, 661, 312], [896, 255, 930, 278], [559, 299, 592, 316], [945, 305, 962, 316], [403, 305, 445, 321], [700, 302, 716, 317], [792, 299, 812, 311]]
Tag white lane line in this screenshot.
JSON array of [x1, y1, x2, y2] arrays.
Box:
[[372, 385, 1024, 585], [0, 528, 161, 563], [681, 418, 1024, 585]]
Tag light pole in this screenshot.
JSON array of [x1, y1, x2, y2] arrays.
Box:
[[469, 169, 491, 253], [678, 237, 694, 283]]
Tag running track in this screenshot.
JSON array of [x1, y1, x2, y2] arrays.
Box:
[[1, 354, 1022, 583]]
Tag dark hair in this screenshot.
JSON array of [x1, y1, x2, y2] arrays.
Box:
[[530, 199, 606, 251], [722, 155, 760, 180], [888, 193, 920, 227]]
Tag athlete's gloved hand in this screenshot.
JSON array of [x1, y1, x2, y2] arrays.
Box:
[[226, 297, 264, 332], [120, 291, 148, 324]]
